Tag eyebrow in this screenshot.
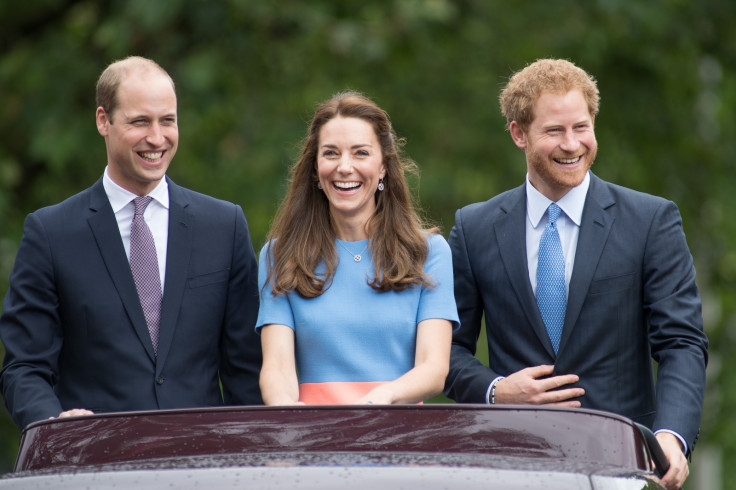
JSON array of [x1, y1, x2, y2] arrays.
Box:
[[124, 112, 177, 121], [320, 143, 373, 149], [541, 119, 590, 129]]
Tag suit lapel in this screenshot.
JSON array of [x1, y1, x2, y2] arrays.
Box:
[[155, 179, 192, 370], [558, 174, 615, 355], [87, 180, 157, 362], [495, 186, 556, 357]]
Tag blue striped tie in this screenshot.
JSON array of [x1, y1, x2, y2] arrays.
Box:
[[536, 203, 566, 354]]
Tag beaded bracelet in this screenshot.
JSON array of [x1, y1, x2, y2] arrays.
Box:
[[490, 377, 502, 405]]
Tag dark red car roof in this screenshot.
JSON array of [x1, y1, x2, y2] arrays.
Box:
[[3, 405, 662, 489]]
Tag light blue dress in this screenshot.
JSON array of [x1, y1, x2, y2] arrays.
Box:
[[256, 233, 459, 403]]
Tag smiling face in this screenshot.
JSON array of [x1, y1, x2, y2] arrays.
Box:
[[96, 70, 178, 196], [316, 116, 386, 238], [510, 89, 597, 202]]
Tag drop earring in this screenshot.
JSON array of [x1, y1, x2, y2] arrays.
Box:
[[317, 181, 322, 190], [377, 178, 385, 191]]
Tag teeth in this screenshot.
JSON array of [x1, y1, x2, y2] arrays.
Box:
[[557, 156, 579, 164], [140, 152, 163, 161], [334, 182, 360, 189]]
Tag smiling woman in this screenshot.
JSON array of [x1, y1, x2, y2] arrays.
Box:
[[316, 116, 386, 236], [256, 91, 458, 407]]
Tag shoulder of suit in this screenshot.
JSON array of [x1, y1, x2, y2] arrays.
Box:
[[590, 174, 674, 211], [456, 184, 524, 220], [169, 182, 240, 211], [31, 183, 99, 220]]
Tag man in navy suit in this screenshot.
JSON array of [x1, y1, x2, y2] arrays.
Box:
[[444, 59, 707, 490], [0, 56, 262, 429]]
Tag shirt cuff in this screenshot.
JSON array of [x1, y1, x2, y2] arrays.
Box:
[[654, 429, 687, 454], [485, 376, 505, 404]]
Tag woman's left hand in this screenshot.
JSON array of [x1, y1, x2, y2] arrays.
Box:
[[356, 386, 394, 405]]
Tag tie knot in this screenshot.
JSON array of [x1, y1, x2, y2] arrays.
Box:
[[133, 196, 153, 216], [547, 203, 561, 225]]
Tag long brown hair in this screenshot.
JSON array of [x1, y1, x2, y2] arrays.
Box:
[[266, 91, 438, 298]]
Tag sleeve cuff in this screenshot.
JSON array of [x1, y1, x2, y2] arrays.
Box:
[[654, 429, 687, 454]]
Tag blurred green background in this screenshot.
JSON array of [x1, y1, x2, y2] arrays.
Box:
[[0, 1, 732, 486]]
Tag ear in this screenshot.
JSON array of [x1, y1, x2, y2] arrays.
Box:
[[509, 121, 528, 150], [379, 164, 386, 180], [96, 107, 110, 137]]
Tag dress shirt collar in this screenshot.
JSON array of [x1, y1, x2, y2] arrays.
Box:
[[526, 171, 590, 228], [102, 166, 170, 212]]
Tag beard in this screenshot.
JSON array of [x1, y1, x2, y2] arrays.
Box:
[[527, 142, 597, 199]]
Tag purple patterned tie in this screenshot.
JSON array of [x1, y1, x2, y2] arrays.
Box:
[[130, 196, 162, 355]]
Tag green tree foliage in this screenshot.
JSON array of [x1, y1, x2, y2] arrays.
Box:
[[1, 0, 734, 482]]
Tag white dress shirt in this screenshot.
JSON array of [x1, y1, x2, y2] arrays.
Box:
[[102, 167, 169, 291], [526, 171, 590, 296]]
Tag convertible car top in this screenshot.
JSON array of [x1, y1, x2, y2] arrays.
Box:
[[2, 404, 666, 489]]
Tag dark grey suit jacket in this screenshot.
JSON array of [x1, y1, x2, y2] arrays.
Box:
[[445, 173, 708, 451], [0, 177, 262, 429]]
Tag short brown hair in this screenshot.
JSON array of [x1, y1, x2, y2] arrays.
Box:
[[499, 59, 600, 132], [96, 56, 175, 121]]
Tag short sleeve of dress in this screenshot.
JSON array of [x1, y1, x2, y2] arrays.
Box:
[[417, 233, 460, 331], [255, 241, 295, 334]]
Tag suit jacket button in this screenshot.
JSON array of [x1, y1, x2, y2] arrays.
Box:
[[156, 376, 165, 385]]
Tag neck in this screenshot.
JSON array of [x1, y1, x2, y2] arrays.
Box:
[[332, 216, 370, 242]]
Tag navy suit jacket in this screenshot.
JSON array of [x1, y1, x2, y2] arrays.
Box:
[[445, 173, 708, 451], [0, 177, 262, 429]]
